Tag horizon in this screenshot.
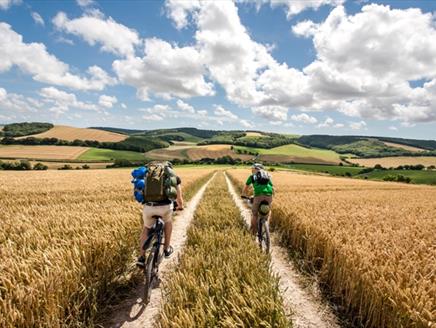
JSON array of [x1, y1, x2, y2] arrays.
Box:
[[1, 0, 436, 139]]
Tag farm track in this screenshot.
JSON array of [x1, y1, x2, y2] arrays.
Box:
[[225, 173, 341, 328], [103, 173, 216, 328]]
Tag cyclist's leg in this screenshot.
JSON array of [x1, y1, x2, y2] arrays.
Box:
[[251, 197, 260, 235], [161, 204, 173, 253], [140, 205, 155, 257]]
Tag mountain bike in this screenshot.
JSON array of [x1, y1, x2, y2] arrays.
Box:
[[141, 203, 181, 304], [241, 196, 270, 253]]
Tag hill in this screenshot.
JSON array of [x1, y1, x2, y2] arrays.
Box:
[[2, 122, 53, 137], [20, 125, 127, 142]]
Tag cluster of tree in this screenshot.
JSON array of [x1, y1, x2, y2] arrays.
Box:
[[1, 135, 169, 153], [1, 122, 53, 137], [234, 147, 258, 156], [383, 174, 412, 183], [58, 164, 90, 170], [199, 132, 295, 149], [0, 160, 48, 170]]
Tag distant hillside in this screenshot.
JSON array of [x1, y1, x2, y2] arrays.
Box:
[[298, 135, 436, 158], [21, 125, 127, 143], [90, 127, 146, 135]]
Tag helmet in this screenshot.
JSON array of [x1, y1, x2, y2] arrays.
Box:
[[251, 163, 264, 170]]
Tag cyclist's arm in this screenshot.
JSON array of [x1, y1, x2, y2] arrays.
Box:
[[242, 175, 253, 196]]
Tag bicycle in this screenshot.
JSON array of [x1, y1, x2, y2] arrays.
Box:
[[141, 203, 181, 304], [241, 196, 271, 253]]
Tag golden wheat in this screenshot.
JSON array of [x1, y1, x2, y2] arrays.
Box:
[[228, 169, 436, 328], [0, 167, 214, 328], [158, 172, 289, 328]]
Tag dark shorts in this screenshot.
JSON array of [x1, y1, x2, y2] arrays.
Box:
[[252, 195, 273, 220]]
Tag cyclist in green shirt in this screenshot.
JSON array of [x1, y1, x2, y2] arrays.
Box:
[[242, 163, 274, 235]]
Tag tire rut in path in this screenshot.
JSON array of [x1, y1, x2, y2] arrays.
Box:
[[225, 173, 340, 328], [103, 173, 216, 328]]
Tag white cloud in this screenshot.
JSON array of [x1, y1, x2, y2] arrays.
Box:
[[76, 0, 94, 7], [165, 0, 200, 29], [263, 0, 345, 19], [31, 12, 45, 26], [0, 87, 42, 114], [53, 11, 140, 57], [0, 23, 116, 91], [240, 119, 254, 129], [113, 38, 214, 100], [142, 114, 164, 121], [251, 106, 288, 122], [290, 113, 318, 124], [39, 87, 98, 113], [349, 120, 367, 130], [389, 126, 398, 131], [176, 99, 195, 113], [296, 5, 436, 123], [98, 94, 118, 108], [0, 0, 20, 10], [214, 105, 238, 121], [121, 103, 127, 109], [317, 117, 334, 128]]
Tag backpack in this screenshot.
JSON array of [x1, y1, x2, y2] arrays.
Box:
[[131, 162, 178, 203], [253, 169, 270, 185]]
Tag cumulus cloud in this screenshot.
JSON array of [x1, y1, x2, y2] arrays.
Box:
[[31, 12, 45, 26], [76, 0, 94, 7], [39, 87, 98, 113], [294, 4, 436, 123], [0, 23, 116, 91], [0, 0, 20, 10], [214, 105, 238, 121], [176, 99, 195, 113], [0, 87, 42, 114], [113, 38, 214, 100], [349, 121, 367, 130], [290, 113, 317, 124], [53, 11, 140, 57], [165, 0, 200, 29], [98, 94, 118, 108]]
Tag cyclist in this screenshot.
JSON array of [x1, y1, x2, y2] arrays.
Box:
[[241, 163, 273, 235], [136, 165, 184, 268]]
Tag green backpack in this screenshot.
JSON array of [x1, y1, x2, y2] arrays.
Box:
[[143, 161, 178, 202]]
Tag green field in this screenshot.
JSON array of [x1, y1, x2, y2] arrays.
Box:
[[358, 169, 436, 185], [78, 148, 147, 161], [235, 144, 342, 163], [284, 163, 364, 176]]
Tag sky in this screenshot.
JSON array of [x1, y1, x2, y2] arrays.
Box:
[[0, 0, 436, 139]]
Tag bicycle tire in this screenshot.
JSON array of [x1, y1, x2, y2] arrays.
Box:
[[258, 218, 270, 253], [144, 245, 157, 304]]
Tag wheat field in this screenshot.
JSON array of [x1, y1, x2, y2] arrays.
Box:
[[228, 169, 436, 328], [0, 167, 214, 328], [18, 125, 127, 142], [0, 145, 90, 160]]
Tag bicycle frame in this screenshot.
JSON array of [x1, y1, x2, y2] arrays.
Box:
[[241, 196, 270, 252]]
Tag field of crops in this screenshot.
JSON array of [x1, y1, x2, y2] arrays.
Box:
[[0, 167, 215, 328], [0, 145, 90, 160], [349, 156, 436, 167], [228, 169, 436, 327], [20, 125, 127, 142], [78, 148, 147, 161], [159, 173, 288, 327], [235, 144, 342, 164]]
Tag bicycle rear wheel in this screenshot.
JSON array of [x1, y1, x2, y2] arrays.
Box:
[[258, 218, 270, 253], [144, 245, 157, 304]]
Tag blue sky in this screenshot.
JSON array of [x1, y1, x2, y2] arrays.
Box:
[[0, 0, 435, 139]]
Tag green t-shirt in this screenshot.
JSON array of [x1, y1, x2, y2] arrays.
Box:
[[246, 174, 273, 196]]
